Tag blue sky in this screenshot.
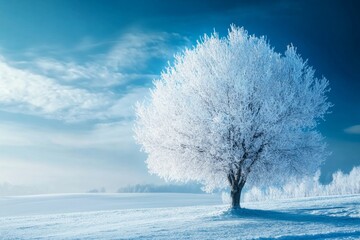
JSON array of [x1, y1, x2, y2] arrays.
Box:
[[0, 0, 359, 195]]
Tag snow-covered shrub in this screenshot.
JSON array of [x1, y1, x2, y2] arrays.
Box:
[[244, 166, 360, 201]]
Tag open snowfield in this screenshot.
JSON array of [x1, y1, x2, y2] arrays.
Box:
[[0, 193, 359, 239]]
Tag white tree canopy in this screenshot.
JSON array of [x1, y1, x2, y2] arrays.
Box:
[[134, 26, 331, 193]]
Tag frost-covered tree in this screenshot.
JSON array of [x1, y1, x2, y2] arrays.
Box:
[[134, 25, 331, 209]]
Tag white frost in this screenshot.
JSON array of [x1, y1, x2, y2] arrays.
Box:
[[134, 25, 331, 193]]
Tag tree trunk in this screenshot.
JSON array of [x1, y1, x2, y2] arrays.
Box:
[[230, 179, 246, 209]]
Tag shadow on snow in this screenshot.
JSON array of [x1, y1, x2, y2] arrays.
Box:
[[212, 208, 360, 227], [256, 230, 360, 240]]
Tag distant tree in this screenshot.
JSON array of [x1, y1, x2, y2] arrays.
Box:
[[87, 187, 106, 193], [134, 26, 331, 209], [117, 183, 202, 193]]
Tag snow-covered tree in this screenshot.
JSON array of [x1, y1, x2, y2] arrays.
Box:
[[134, 25, 331, 209]]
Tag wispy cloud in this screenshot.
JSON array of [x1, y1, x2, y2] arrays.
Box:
[[0, 59, 148, 122], [0, 30, 186, 121], [105, 31, 186, 70], [0, 29, 185, 194], [344, 125, 360, 134], [0, 120, 135, 149], [20, 31, 188, 88], [0, 31, 188, 122], [32, 58, 130, 87], [0, 58, 112, 121]]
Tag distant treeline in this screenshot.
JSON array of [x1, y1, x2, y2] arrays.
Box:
[[87, 187, 106, 193], [117, 183, 203, 194], [241, 166, 360, 202]]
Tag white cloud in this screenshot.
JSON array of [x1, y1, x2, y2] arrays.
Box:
[[0, 57, 150, 121], [105, 31, 182, 69], [0, 30, 186, 121], [48, 121, 137, 149], [26, 31, 188, 87], [0, 120, 139, 150], [0, 59, 112, 120], [0, 30, 180, 195], [105, 87, 149, 119], [344, 125, 360, 134], [74, 36, 113, 52], [33, 58, 129, 87], [34, 57, 158, 87]]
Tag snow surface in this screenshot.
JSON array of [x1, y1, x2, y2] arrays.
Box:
[[1, 193, 360, 239]]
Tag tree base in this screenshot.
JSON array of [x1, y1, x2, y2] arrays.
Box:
[[230, 205, 242, 210], [231, 188, 241, 209]]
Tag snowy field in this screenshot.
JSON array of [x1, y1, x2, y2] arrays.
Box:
[[0, 193, 360, 239]]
